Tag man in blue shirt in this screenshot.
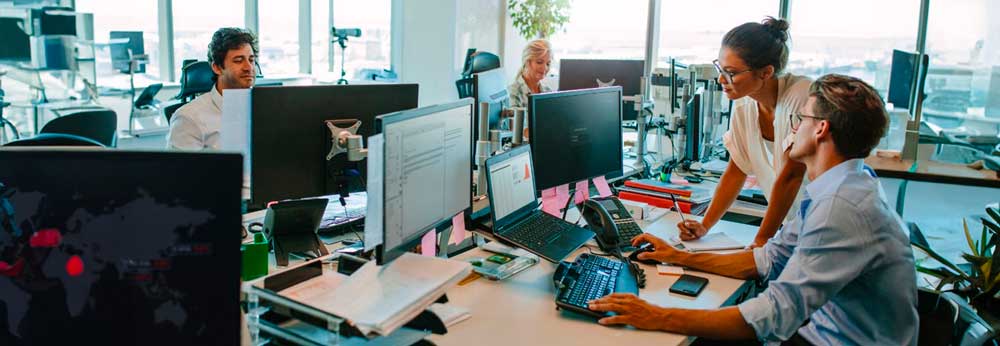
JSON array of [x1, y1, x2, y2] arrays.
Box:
[[589, 74, 918, 345]]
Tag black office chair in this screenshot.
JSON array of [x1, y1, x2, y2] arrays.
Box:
[[39, 109, 117, 147], [164, 61, 216, 123], [3, 133, 105, 147], [177, 61, 215, 102], [917, 289, 960, 346], [456, 49, 502, 99]]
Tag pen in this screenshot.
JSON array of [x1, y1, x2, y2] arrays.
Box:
[[668, 193, 686, 223]]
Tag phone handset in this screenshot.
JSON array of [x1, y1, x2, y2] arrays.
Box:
[[580, 199, 622, 252]]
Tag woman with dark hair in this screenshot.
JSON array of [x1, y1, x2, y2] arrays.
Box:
[[677, 17, 811, 247]]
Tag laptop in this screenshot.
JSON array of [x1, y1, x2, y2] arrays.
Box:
[[485, 145, 594, 263]]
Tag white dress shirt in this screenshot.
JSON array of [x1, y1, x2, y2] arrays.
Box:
[[167, 86, 223, 150], [723, 73, 812, 221]]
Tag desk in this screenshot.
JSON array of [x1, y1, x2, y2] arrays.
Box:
[[428, 213, 758, 346], [865, 156, 1000, 188]]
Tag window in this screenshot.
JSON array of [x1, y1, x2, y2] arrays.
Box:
[[546, 0, 648, 77], [173, 0, 244, 78], [921, 0, 1000, 146], [311, 0, 332, 74], [329, 0, 392, 80], [657, 0, 777, 67], [257, 0, 299, 76], [75, 0, 160, 83], [786, 0, 920, 97]]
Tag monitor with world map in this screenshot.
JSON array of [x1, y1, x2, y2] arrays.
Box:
[[0, 149, 243, 346]]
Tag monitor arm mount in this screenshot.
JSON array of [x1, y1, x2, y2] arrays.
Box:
[[630, 76, 658, 179], [326, 119, 367, 162], [326, 119, 367, 206]]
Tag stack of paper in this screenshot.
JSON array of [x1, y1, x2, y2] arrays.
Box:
[[680, 233, 745, 252], [307, 253, 472, 336]]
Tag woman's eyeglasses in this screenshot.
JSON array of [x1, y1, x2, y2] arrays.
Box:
[[712, 59, 753, 85]]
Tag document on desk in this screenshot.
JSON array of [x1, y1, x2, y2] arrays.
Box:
[[680, 233, 745, 252], [304, 253, 472, 336], [221, 89, 252, 199], [364, 134, 384, 251]]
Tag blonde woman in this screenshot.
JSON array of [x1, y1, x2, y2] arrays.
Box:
[[508, 39, 553, 108]]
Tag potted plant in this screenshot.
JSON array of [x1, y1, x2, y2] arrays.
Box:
[[913, 206, 1000, 330], [507, 0, 571, 39]]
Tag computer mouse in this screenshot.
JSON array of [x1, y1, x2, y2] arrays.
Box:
[[628, 243, 660, 265]]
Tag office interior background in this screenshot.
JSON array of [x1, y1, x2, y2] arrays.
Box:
[[0, 0, 998, 265]]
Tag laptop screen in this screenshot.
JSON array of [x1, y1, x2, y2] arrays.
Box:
[[488, 148, 537, 221]]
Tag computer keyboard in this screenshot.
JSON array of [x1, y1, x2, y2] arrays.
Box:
[[552, 253, 639, 318], [506, 214, 571, 247]]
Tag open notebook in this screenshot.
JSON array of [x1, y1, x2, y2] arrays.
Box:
[[677, 233, 745, 252], [282, 253, 472, 336]]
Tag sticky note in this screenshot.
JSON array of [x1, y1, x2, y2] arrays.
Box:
[[574, 180, 589, 204], [421, 230, 436, 256], [556, 184, 570, 204], [541, 187, 560, 217], [593, 176, 612, 197], [449, 213, 466, 245]]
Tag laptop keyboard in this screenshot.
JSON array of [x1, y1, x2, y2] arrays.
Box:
[[505, 214, 571, 248]]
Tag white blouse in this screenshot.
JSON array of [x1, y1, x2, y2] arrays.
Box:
[[723, 73, 812, 219]]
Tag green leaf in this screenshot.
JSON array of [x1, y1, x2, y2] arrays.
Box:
[[965, 219, 980, 257], [987, 207, 1000, 224], [983, 217, 1000, 236], [912, 242, 972, 280], [936, 275, 966, 292], [917, 265, 960, 279]]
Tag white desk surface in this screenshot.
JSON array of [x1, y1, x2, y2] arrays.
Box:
[[428, 212, 759, 346]]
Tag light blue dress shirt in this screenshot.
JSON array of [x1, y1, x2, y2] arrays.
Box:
[[737, 159, 919, 345]]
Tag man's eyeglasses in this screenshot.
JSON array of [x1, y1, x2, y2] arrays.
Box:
[[712, 59, 753, 85], [790, 113, 825, 131]]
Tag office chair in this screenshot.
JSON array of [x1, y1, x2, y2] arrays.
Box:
[[163, 61, 216, 123], [917, 289, 959, 346], [39, 109, 117, 147], [456, 50, 502, 99], [176, 61, 215, 101], [3, 133, 105, 147]]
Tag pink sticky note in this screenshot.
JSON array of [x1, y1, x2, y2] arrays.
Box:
[[574, 180, 589, 204], [449, 213, 467, 245], [670, 176, 689, 185], [556, 184, 570, 203], [593, 176, 612, 197], [421, 230, 436, 256], [541, 187, 561, 216]]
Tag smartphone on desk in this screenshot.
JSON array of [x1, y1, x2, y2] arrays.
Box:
[[669, 274, 708, 297]]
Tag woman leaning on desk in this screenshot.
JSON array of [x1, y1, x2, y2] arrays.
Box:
[[679, 17, 811, 248]]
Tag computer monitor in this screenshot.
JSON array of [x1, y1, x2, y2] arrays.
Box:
[[249, 84, 419, 210], [0, 18, 31, 63], [527, 87, 624, 192], [685, 90, 703, 162], [471, 69, 509, 141], [888, 49, 928, 110], [558, 59, 644, 121], [110, 31, 145, 73], [375, 99, 474, 264], [0, 149, 242, 345]]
